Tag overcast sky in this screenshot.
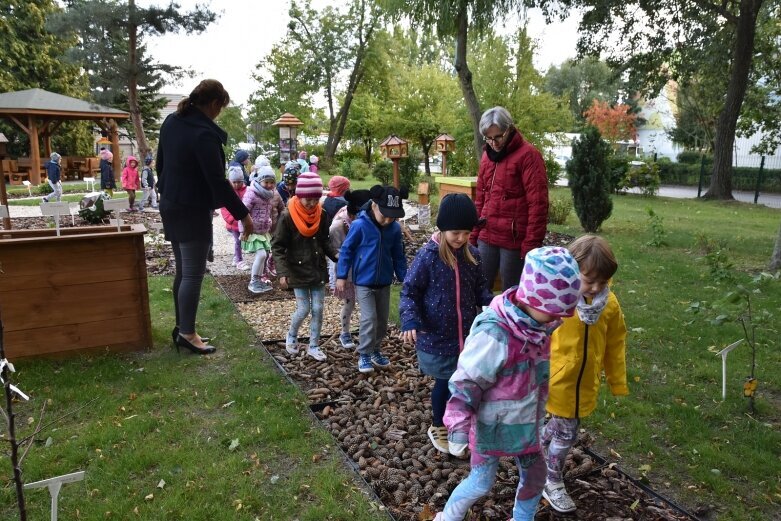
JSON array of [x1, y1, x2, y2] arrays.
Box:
[[142, 0, 581, 107]]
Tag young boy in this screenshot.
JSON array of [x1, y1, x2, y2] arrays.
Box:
[[541, 234, 628, 513], [140, 156, 158, 209], [336, 185, 407, 373]]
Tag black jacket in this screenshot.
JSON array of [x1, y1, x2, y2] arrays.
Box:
[[272, 208, 338, 288], [156, 109, 248, 242]]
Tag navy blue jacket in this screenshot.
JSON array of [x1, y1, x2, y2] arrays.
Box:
[[46, 160, 61, 183], [277, 181, 292, 204], [323, 196, 347, 223], [336, 209, 407, 287], [399, 236, 494, 357], [156, 109, 248, 242]]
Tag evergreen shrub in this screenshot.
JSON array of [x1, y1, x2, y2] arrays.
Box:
[[568, 126, 613, 232]]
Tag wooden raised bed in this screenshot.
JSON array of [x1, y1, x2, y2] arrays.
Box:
[[0, 224, 152, 359], [435, 176, 477, 200]]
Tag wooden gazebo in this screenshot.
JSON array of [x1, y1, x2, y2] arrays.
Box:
[[0, 88, 129, 185]]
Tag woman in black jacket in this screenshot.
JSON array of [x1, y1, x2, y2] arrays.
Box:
[[157, 79, 253, 355]]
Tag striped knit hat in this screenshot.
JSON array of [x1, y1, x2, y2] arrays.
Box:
[[295, 171, 323, 199], [516, 246, 580, 318]]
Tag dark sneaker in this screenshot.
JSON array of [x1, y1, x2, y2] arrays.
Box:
[[339, 332, 355, 349], [358, 354, 374, 373], [370, 351, 390, 368]]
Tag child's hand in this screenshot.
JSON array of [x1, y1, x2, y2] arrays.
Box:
[[400, 330, 417, 344], [279, 277, 288, 290], [335, 279, 346, 292]]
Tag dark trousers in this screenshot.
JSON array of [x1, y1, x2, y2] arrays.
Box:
[[171, 239, 211, 334], [477, 240, 525, 291]]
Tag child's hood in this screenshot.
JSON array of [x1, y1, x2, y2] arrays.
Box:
[[125, 155, 138, 168]]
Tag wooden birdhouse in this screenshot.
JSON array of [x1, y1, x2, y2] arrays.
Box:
[[379, 135, 408, 160]]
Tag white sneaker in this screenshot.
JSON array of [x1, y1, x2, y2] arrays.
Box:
[[307, 345, 327, 361], [235, 260, 250, 270], [427, 425, 449, 454], [285, 343, 299, 355], [542, 481, 576, 513]]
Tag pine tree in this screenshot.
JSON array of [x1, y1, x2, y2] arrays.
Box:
[[568, 126, 613, 232]]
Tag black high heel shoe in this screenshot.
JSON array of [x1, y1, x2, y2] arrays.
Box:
[[176, 334, 216, 355], [172, 326, 209, 346]]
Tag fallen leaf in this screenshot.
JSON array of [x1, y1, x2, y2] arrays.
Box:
[[418, 503, 435, 521], [45, 437, 53, 447], [144, 494, 153, 501], [270, 475, 280, 484], [610, 448, 622, 459], [129, 393, 137, 401], [228, 438, 240, 451], [222, 401, 235, 408], [630, 499, 640, 510], [312, 454, 322, 463], [157, 479, 165, 489]]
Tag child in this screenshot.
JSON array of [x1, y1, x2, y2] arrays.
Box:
[[336, 185, 408, 373], [323, 175, 350, 223], [99, 148, 116, 196], [309, 154, 319, 174], [140, 156, 158, 209], [277, 166, 298, 204], [221, 166, 248, 270], [121, 155, 140, 211], [296, 151, 309, 173], [42, 152, 62, 202], [329, 189, 372, 349], [399, 193, 494, 454], [436, 246, 580, 521], [241, 165, 281, 294], [540, 234, 628, 514], [272, 171, 338, 361], [251, 154, 270, 176], [229, 149, 251, 185]]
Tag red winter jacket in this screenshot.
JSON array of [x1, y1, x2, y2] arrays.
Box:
[[470, 131, 548, 259], [220, 185, 247, 233]]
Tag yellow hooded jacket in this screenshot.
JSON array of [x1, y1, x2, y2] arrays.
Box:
[[546, 290, 628, 419]]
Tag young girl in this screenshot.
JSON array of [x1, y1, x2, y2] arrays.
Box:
[[140, 157, 158, 209], [436, 246, 580, 521], [308, 154, 319, 174], [272, 171, 338, 361], [399, 193, 494, 454], [221, 166, 248, 270], [541, 234, 628, 514], [329, 189, 372, 349], [99, 148, 116, 196], [336, 185, 408, 373], [241, 165, 280, 293], [121, 155, 140, 211], [323, 175, 350, 223]]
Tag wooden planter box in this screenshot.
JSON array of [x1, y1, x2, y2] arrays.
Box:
[[435, 176, 477, 200], [0, 224, 152, 359]]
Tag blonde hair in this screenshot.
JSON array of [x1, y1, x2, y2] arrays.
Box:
[[176, 79, 230, 115], [567, 234, 618, 280], [438, 232, 477, 269]]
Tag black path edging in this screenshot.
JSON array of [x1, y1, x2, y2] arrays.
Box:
[[583, 447, 701, 521]]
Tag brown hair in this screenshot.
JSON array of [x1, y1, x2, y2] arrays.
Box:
[[567, 234, 618, 280], [176, 79, 230, 115], [437, 232, 477, 270]]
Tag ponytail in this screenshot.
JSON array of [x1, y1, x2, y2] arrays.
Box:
[[176, 79, 230, 115]]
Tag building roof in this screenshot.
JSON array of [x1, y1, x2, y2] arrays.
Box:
[[0, 88, 129, 120]]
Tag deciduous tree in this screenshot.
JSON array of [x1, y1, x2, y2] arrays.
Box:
[[544, 57, 622, 129], [583, 100, 637, 145]]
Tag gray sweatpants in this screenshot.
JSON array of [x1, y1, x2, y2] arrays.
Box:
[[355, 285, 390, 355], [477, 240, 525, 291]]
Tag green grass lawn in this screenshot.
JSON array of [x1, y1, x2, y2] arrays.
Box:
[[0, 277, 388, 521], [547, 188, 781, 520]]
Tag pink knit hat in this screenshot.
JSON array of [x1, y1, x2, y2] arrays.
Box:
[[328, 175, 350, 197], [295, 171, 323, 199], [516, 246, 580, 318]]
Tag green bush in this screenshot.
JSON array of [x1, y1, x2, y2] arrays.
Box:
[[568, 126, 613, 232], [606, 155, 630, 193], [548, 195, 572, 225], [372, 161, 393, 186], [677, 150, 712, 165], [620, 162, 661, 196], [398, 156, 419, 191], [338, 158, 370, 181], [544, 152, 562, 187], [36, 183, 53, 196]]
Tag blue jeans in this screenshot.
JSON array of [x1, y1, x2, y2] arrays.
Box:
[[441, 452, 545, 521], [287, 286, 325, 347]]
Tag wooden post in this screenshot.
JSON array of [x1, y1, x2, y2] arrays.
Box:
[[392, 158, 400, 189], [29, 116, 41, 186], [109, 120, 121, 182], [0, 159, 11, 229], [441, 151, 448, 177]]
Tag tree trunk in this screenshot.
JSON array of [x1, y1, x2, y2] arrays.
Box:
[[453, 8, 483, 166], [363, 139, 372, 165], [770, 220, 781, 270], [1, 316, 28, 521], [421, 139, 432, 176], [127, 0, 149, 160], [704, 0, 762, 200]]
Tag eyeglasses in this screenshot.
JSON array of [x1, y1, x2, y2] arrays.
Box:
[[483, 128, 510, 144]]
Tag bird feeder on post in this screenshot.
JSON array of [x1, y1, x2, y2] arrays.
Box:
[[379, 135, 408, 189], [272, 113, 304, 168], [0, 133, 10, 229], [435, 133, 456, 177]]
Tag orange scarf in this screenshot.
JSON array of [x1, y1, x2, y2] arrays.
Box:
[[288, 196, 322, 237]]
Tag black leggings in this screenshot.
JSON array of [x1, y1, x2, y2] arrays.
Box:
[[432, 378, 451, 427], [171, 239, 211, 335]]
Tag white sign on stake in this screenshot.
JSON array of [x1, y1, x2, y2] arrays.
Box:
[[24, 470, 85, 521], [715, 339, 744, 401], [0, 204, 8, 219], [40, 202, 70, 236], [102, 198, 128, 231]]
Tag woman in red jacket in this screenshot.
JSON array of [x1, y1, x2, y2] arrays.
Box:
[[470, 106, 549, 291]]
